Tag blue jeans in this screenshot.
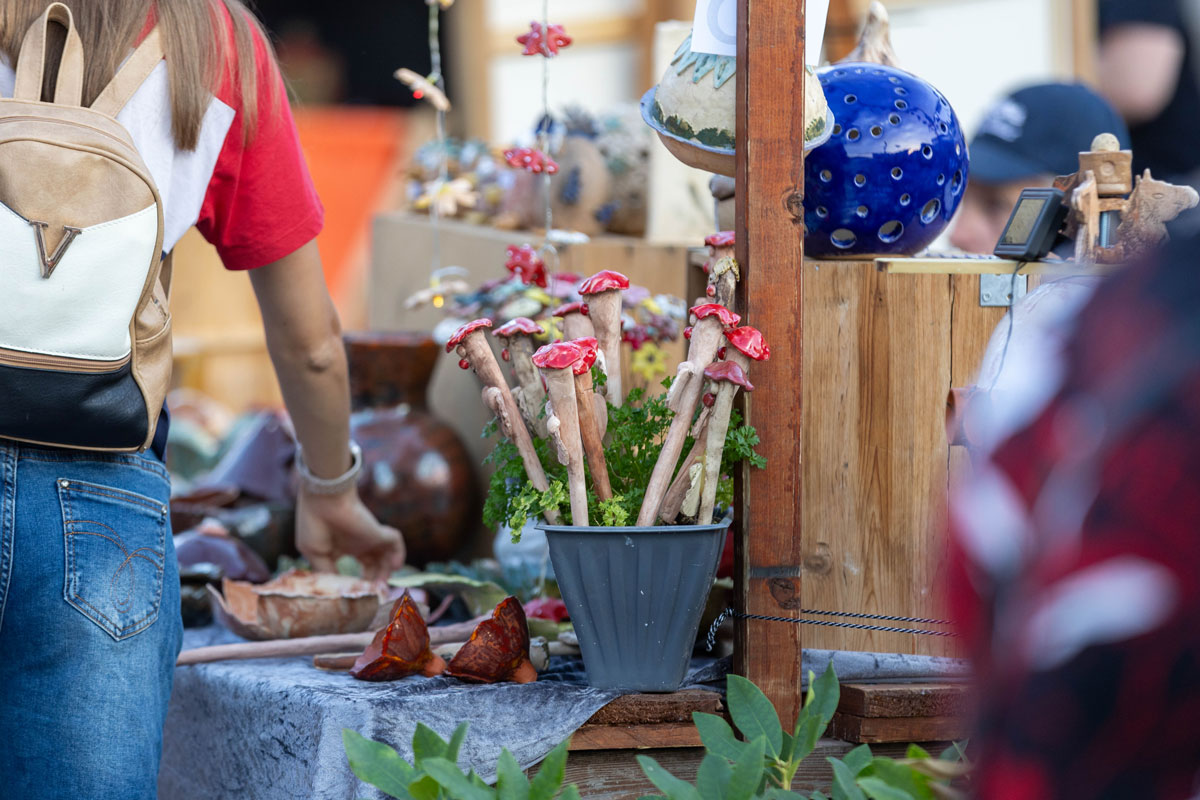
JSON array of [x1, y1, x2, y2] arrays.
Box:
[[0, 443, 181, 799]]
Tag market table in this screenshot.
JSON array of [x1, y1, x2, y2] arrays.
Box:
[[158, 627, 725, 799], [160, 627, 969, 798]]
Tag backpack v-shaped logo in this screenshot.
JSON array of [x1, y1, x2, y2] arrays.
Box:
[[29, 220, 83, 279]]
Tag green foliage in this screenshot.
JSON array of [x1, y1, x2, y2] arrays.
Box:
[[482, 379, 767, 534], [343, 672, 970, 800], [342, 724, 578, 800], [638, 664, 971, 800]]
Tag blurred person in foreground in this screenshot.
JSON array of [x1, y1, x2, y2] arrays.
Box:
[[949, 83, 1129, 255], [950, 230, 1200, 799]]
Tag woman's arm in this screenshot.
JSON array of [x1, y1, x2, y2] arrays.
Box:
[[249, 238, 405, 579]]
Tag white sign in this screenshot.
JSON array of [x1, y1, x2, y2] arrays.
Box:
[[691, 0, 829, 65]]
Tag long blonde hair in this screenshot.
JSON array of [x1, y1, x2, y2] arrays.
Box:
[[0, 0, 278, 150]]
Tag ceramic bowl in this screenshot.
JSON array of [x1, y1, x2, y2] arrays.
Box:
[[209, 569, 385, 640]]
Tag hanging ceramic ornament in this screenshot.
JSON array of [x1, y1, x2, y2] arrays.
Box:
[[640, 33, 833, 177], [802, 2, 968, 258]]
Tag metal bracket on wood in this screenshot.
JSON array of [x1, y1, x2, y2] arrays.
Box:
[[979, 273, 1028, 307]]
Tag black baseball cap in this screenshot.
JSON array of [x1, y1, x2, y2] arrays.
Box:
[[969, 83, 1130, 183]]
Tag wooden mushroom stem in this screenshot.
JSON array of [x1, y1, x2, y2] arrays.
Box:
[[587, 290, 624, 407], [665, 318, 725, 414], [574, 369, 613, 501], [463, 332, 558, 524], [637, 318, 725, 525], [709, 254, 739, 311], [697, 353, 751, 525], [561, 312, 595, 342], [658, 417, 710, 524], [542, 368, 589, 526], [505, 336, 549, 438]]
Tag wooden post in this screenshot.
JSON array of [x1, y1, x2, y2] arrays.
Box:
[[1071, 0, 1099, 84], [734, 0, 807, 723]]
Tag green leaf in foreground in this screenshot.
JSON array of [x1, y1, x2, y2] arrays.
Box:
[[638, 755, 703, 800], [727, 675, 784, 757], [495, 749, 531, 800], [423, 758, 494, 800], [693, 712, 745, 761], [342, 729, 415, 799]]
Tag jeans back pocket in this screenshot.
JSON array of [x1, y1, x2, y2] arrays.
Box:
[[59, 479, 168, 641]]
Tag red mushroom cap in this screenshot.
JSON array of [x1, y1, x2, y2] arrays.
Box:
[[704, 360, 754, 391], [690, 303, 741, 328], [552, 301, 587, 318], [724, 326, 770, 361], [578, 270, 630, 295], [705, 231, 735, 248], [569, 337, 599, 375], [532, 341, 584, 371], [493, 317, 543, 338], [446, 318, 493, 351]]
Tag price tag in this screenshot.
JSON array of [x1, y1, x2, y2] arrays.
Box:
[[691, 0, 829, 64]]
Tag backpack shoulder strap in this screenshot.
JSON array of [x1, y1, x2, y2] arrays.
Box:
[[90, 26, 164, 117], [13, 2, 84, 106]]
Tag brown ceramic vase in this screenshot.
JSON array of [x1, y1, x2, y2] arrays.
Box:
[[345, 332, 481, 565]]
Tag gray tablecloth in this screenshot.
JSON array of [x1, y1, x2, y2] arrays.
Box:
[[158, 627, 725, 799]]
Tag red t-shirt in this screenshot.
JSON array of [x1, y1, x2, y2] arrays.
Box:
[[192, 6, 324, 269]]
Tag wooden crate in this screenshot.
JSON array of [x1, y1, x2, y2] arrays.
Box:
[[368, 213, 691, 473]]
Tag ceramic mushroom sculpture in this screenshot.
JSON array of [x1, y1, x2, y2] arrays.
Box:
[[493, 317, 548, 438], [637, 302, 740, 526], [447, 318, 558, 524], [578, 270, 630, 407], [532, 341, 589, 526], [552, 301, 595, 341], [569, 337, 613, 501], [657, 400, 714, 524], [703, 231, 739, 309], [696, 325, 770, 524]]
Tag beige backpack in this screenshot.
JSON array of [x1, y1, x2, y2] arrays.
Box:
[[0, 3, 170, 452]]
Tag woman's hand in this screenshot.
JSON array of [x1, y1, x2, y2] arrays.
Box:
[[296, 488, 406, 581]]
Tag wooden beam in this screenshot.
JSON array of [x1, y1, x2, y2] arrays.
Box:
[[442, 1, 491, 141], [734, 0, 808, 724], [838, 683, 971, 718], [568, 723, 703, 751], [829, 713, 969, 744], [1072, 0, 1099, 84]]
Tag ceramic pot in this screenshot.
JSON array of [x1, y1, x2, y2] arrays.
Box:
[[803, 63, 968, 258], [346, 332, 481, 566], [542, 519, 730, 692]]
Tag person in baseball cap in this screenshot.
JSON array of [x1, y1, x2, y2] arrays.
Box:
[[950, 83, 1130, 254]]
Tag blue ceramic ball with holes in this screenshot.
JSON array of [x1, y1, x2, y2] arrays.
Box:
[[804, 63, 968, 258]]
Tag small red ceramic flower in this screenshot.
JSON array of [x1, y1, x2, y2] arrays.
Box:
[[504, 244, 548, 287], [516, 21, 573, 57], [504, 147, 559, 175], [524, 597, 569, 622], [623, 326, 650, 351]]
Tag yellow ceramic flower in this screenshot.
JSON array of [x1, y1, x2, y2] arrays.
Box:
[[539, 317, 563, 342], [415, 178, 478, 217], [631, 342, 668, 382]]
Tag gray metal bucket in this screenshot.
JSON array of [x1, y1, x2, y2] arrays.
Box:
[[541, 519, 730, 692]]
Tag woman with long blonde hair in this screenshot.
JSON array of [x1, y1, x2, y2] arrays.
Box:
[[0, 2, 404, 796]]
